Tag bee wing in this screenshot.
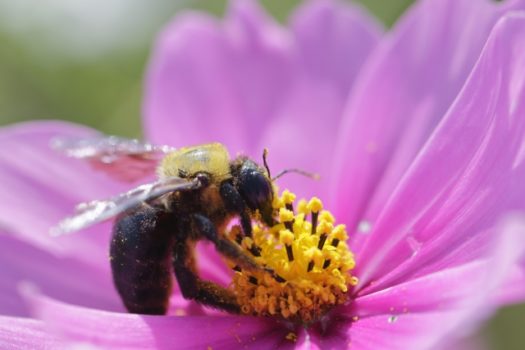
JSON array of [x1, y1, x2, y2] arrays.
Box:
[[51, 136, 176, 182], [51, 177, 201, 236]]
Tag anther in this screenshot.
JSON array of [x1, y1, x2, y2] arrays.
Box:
[[274, 274, 286, 283], [319, 211, 334, 223], [311, 211, 319, 235], [308, 198, 322, 234], [280, 229, 294, 246], [285, 245, 294, 262], [308, 198, 323, 212], [297, 199, 308, 216], [318, 233, 328, 250], [263, 266, 286, 283], [263, 267, 276, 276], [230, 190, 357, 322], [332, 224, 348, 242], [282, 190, 296, 206], [279, 208, 294, 232], [307, 261, 314, 272], [322, 260, 331, 269]]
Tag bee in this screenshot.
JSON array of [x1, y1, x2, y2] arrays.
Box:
[[51, 136, 286, 315]]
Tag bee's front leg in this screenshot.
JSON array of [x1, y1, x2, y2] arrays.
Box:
[[192, 214, 262, 272], [219, 182, 253, 237], [191, 214, 281, 292]]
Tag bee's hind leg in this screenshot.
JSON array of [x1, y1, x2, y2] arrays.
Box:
[[184, 214, 278, 312], [172, 237, 240, 314]]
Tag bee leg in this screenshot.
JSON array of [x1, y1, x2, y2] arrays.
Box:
[[172, 239, 240, 314], [110, 205, 174, 315], [192, 214, 262, 273], [219, 182, 253, 237]]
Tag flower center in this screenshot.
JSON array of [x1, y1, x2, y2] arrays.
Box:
[[228, 190, 357, 323]]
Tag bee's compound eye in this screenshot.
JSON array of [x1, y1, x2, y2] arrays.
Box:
[[238, 168, 272, 211], [195, 173, 211, 187]]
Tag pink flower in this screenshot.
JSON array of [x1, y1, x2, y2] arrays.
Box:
[[1, 0, 525, 349]]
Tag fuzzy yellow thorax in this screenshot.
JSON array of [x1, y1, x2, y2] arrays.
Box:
[[228, 190, 357, 323]]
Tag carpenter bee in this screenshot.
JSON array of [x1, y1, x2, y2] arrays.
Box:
[[51, 137, 286, 315]]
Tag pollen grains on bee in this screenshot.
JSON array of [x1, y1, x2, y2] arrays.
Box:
[[227, 189, 358, 323]]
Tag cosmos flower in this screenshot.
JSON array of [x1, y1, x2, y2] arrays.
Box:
[[1, 0, 525, 349]]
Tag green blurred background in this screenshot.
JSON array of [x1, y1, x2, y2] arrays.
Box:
[[0, 0, 523, 348]]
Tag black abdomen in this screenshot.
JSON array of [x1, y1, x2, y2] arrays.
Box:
[[110, 205, 174, 314]]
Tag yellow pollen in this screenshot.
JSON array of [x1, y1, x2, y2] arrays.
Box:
[[281, 190, 296, 205], [308, 197, 323, 213], [319, 210, 335, 223], [279, 208, 295, 223], [297, 199, 308, 215], [228, 190, 357, 323], [316, 221, 333, 235], [279, 229, 295, 245], [332, 224, 348, 240]]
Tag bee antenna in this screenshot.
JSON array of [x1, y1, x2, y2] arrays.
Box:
[[272, 168, 320, 181], [263, 148, 272, 179]]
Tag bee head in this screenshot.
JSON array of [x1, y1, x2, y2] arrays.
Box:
[[233, 158, 274, 226]]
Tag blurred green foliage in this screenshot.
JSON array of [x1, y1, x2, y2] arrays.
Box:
[[0, 1, 523, 348], [486, 303, 525, 349], [0, 32, 145, 136], [0, 0, 412, 138]]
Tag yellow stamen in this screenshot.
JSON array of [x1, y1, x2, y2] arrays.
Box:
[[281, 190, 296, 205], [308, 197, 323, 213], [228, 190, 357, 323], [279, 208, 295, 223]]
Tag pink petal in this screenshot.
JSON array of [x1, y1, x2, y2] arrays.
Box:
[[349, 313, 467, 350], [0, 121, 128, 265], [340, 216, 525, 350], [258, 0, 382, 199], [143, 0, 294, 154], [195, 242, 233, 285], [493, 257, 525, 305], [143, 0, 381, 198], [258, 79, 347, 198], [432, 337, 488, 350], [0, 228, 122, 317], [332, 0, 525, 232], [0, 122, 129, 314], [28, 292, 295, 349], [293, 331, 321, 350], [290, 0, 382, 97], [307, 324, 485, 350], [350, 13, 525, 291], [294, 233, 517, 349], [0, 316, 60, 349]]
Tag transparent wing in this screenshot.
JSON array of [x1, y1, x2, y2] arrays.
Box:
[[51, 136, 176, 182], [51, 177, 201, 236]]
